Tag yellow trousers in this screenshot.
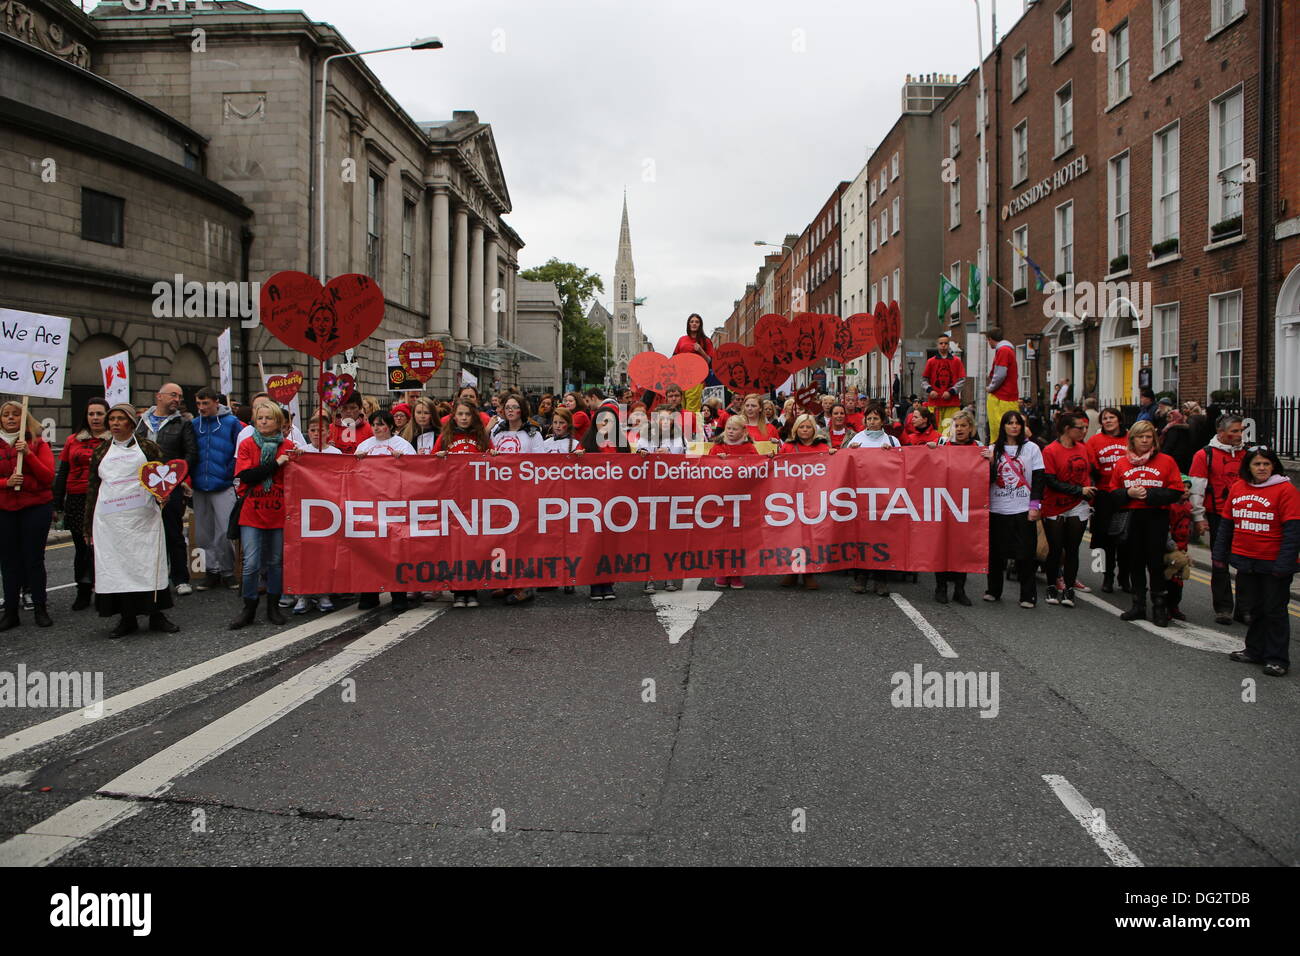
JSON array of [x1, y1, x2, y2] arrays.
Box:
[[927, 404, 959, 431], [987, 395, 1020, 443]]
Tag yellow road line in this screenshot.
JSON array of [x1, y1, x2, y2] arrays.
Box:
[[45, 542, 72, 551]]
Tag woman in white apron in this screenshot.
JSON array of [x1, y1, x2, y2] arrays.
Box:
[[84, 404, 180, 638]]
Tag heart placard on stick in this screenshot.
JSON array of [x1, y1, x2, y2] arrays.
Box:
[[259, 271, 385, 361], [265, 370, 304, 404], [397, 339, 446, 384], [628, 352, 709, 396], [879, 301, 902, 361], [318, 371, 356, 409], [833, 313, 877, 363], [140, 459, 188, 502]]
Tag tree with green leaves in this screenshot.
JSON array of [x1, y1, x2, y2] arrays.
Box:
[[520, 258, 607, 382]]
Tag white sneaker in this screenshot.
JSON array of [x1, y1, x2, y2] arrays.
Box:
[[293, 597, 310, 614], [643, 583, 656, 594], [665, 583, 679, 592], [465, 596, 480, 608], [278, 594, 294, 608], [175, 582, 193, 596], [316, 597, 335, 612], [452, 596, 467, 608]]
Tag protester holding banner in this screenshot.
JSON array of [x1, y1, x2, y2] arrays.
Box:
[[54, 398, 109, 611], [985, 328, 1020, 444], [825, 404, 855, 450], [841, 403, 901, 595], [737, 394, 779, 444], [1213, 447, 1297, 677], [191, 387, 243, 592], [0, 399, 56, 629], [561, 391, 591, 440], [983, 410, 1044, 608], [328, 394, 372, 454], [542, 407, 581, 454], [931, 409, 982, 606], [1040, 410, 1097, 609], [580, 406, 623, 599], [429, 401, 490, 608], [489, 395, 546, 455], [356, 410, 416, 456], [229, 403, 295, 628], [136, 383, 198, 596], [84, 404, 178, 637], [406, 397, 439, 453], [1105, 420, 1185, 626], [1085, 408, 1130, 593]]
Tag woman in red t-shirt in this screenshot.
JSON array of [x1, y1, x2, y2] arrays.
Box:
[[1085, 407, 1129, 593], [708, 416, 764, 588], [579, 407, 625, 600], [1040, 409, 1098, 608], [778, 414, 832, 591], [54, 398, 109, 611], [561, 391, 591, 440], [826, 403, 855, 450], [1212, 447, 1298, 676], [1104, 420, 1185, 626], [231, 403, 294, 630], [737, 393, 779, 445], [674, 313, 715, 368], [901, 407, 939, 446], [432, 402, 491, 608]]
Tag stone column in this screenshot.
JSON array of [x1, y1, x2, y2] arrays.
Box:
[[452, 205, 469, 345], [429, 187, 450, 336], [469, 221, 485, 347], [483, 233, 500, 347]]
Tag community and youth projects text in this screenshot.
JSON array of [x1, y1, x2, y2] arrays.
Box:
[[283, 446, 989, 592]]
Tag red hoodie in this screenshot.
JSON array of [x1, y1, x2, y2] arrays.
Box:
[[59, 431, 106, 496], [0, 435, 55, 510]]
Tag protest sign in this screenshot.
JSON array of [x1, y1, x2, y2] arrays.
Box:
[[0, 308, 71, 400]]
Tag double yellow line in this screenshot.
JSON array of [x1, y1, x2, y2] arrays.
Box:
[[1180, 565, 1300, 620]]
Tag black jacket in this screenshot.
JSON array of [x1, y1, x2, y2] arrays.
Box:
[[135, 410, 198, 473]]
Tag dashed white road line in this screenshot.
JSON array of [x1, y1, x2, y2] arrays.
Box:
[[0, 606, 442, 867], [0, 602, 376, 762], [1075, 591, 1244, 654], [890, 593, 958, 658], [1042, 773, 1143, 867]]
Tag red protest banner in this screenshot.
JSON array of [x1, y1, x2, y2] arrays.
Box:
[[282, 447, 989, 593]]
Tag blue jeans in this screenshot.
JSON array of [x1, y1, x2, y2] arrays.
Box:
[[240, 525, 283, 600]]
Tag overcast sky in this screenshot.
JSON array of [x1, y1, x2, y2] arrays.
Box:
[[288, 0, 1024, 352]]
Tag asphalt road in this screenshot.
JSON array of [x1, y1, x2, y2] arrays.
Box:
[[0, 537, 1296, 866]]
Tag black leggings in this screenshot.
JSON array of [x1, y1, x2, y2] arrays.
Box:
[[987, 512, 1036, 602], [1121, 508, 1169, 597], [0, 503, 52, 607], [64, 493, 94, 586], [1044, 514, 1086, 586]]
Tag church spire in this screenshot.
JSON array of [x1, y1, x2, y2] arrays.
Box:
[[616, 190, 633, 275]]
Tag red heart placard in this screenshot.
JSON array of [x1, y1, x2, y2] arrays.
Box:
[[628, 352, 709, 396], [714, 344, 754, 392], [834, 313, 877, 363], [397, 340, 446, 384], [260, 271, 385, 361], [754, 313, 801, 377], [139, 459, 188, 502], [266, 370, 303, 404], [794, 384, 821, 414], [318, 371, 356, 409], [879, 301, 902, 361]]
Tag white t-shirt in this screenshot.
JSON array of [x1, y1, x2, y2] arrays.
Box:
[[842, 431, 900, 448], [415, 431, 438, 455], [236, 424, 306, 456], [355, 435, 416, 456], [490, 425, 545, 454], [642, 438, 687, 455], [541, 434, 580, 454], [300, 443, 342, 455], [989, 442, 1045, 515]]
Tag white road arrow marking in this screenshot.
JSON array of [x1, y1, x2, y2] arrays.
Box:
[[1076, 592, 1244, 653], [651, 579, 719, 644]]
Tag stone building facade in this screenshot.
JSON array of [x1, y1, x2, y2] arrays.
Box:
[[515, 279, 562, 396]]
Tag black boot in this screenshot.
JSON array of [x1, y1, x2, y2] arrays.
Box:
[[952, 582, 972, 606], [33, 605, 52, 627], [1120, 591, 1146, 621], [934, 580, 949, 604], [0, 608, 18, 631], [1101, 571, 1115, 594], [1151, 592, 1169, 628], [266, 594, 287, 625], [109, 615, 138, 639], [149, 612, 180, 633], [229, 598, 258, 630], [71, 583, 93, 611]]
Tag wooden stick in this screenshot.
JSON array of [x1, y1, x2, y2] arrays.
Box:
[[14, 395, 29, 477]]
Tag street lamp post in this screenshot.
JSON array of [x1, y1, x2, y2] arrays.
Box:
[[972, 0, 990, 438], [316, 37, 442, 283]]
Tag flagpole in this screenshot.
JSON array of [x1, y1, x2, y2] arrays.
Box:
[[973, 0, 990, 439]]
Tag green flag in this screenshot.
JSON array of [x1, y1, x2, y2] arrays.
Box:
[[937, 274, 961, 316], [968, 263, 981, 312]]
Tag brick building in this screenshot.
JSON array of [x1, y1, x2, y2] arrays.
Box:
[[1271, 0, 1300, 397]]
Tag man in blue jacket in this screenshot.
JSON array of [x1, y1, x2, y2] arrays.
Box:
[[191, 386, 242, 590]]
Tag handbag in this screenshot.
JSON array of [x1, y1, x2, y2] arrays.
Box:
[[1107, 509, 1132, 542], [226, 492, 246, 541]]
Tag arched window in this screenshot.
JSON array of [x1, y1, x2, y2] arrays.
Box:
[[1058, 327, 1074, 347]]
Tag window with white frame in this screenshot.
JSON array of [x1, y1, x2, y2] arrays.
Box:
[[949, 261, 962, 318], [1108, 151, 1130, 267], [1054, 1, 1073, 57], [1109, 21, 1130, 105], [870, 281, 877, 309], [870, 181, 877, 204], [870, 219, 878, 251], [1013, 121, 1029, 185], [858, 231, 864, 263], [1210, 86, 1244, 229], [1209, 291, 1242, 394], [1152, 122, 1180, 246], [1055, 200, 1074, 283], [1016, 345, 1030, 397], [880, 272, 889, 304], [891, 152, 900, 180], [401, 199, 414, 306], [1154, 303, 1179, 393], [366, 172, 383, 278], [950, 177, 961, 228], [880, 210, 888, 244], [1012, 48, 1028, 96], [1013, 225, 1029, 292], [1211, 0, 1244, 31], [1055, 82, 1073, 153], [879, 169, 887, 193], [1154, 0, 1180, 70], [950, 118, 960, 157], [891, 197, 900, 235]]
